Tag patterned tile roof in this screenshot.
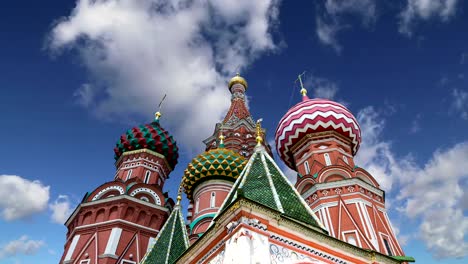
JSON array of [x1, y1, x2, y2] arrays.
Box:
[[142, 204, 189, 264], [217, 145, 326, 230], [183, 148, 246, 199]]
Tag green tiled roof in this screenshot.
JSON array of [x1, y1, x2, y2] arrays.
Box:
[[217, 145, 326, 231], [142, 204, 189, 264]]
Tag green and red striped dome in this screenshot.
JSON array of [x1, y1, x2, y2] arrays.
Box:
[[114, 120, 179, 169]]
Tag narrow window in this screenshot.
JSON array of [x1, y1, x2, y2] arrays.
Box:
[[383, 238, 393, 256], [144, 171, 151, 184], [324, 153, 331, 166], [210, 192, 216, 208], [343, 155, 349, 164], [195, 198, 200, 213], [126, 169, 133, 181], [304, 161, 310, 175]]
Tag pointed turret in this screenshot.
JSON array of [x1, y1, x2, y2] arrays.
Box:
[[203, 73, 272, 158], [217, 120, 326, 231], [142, 194, 189, 264]]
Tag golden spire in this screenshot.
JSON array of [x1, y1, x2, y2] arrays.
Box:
[[154, 111, 162, 121], [296, 71, 308, 97], [219, 132, 225, 148], [176, 184, 183, 206], [256, 118, 263, 146], [154, 94, 167, 122]]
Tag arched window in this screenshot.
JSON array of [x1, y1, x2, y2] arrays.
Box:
[[126, 169, 133, 181], [210, 192, 216, 208], [144, 170, 151, 184], [324, 153, 331, 166], [304, 161, 310, 175], [195, 198, 200, 213], [347, 235, 357, 246], [343, 155, 349, 164]]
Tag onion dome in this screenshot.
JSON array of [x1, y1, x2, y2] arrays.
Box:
[[228, 73, 248, 90], [275, 93, 361, 170], [113, 114, 179, 169], [182, 148, 246, 199]]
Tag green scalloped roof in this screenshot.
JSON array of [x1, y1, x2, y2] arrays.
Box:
[[217, 145, 327, 231], [182, 148, 246, 199], [142, 205, 189, 264]]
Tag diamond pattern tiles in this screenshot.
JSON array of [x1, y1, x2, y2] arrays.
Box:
[[142, 205, 189, 264], [183, 148, 246, 199], [217, 145, 326, 231], [114, 121, 179, 169]]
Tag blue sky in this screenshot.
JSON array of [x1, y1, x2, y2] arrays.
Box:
[[0, 0, 467, 263]]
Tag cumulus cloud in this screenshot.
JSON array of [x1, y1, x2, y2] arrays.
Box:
[[0, 175, 50, 221], [399, 0, 459, 36], [354, 107, 415, 191], [49, 195, 74, 224], [398, 142, 468, 258], [48, 0, 281, 153], [315, 0, 377, 53], [0, 236, 45, 259], [355, 106, 468, 258]]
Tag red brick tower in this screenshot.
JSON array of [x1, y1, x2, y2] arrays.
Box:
[[60, 111, 179, 264], [182, 74, 271, 243], [275, 83, 405, 257]]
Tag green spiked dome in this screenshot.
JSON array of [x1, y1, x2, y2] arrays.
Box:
[[114, 117, 179, 169], [183, 148, 246, 199]]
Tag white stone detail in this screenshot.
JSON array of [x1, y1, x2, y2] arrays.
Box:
[[92, 186, 124, 201], [64, 235, 80, 261], [104, 228, 122, 255], [130, 188, 161, 205]]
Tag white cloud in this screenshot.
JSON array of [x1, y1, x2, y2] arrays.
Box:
[[354, 106, 468, 258], [399, 0, 459, 36], [315, 0, 377, 53], [304, 75, 339, 100], [0, 236, 45, 259], [49, 195, 74, 224], [316, 17, 341, 53], [355, 107, 415, 192], [0, 175, 50, 221], [48, 0, 280, 153], [398, 142, 468, 258], [451, 89, 468, 120], [73, 83, 96, 107]]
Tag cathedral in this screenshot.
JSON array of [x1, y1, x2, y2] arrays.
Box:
[[59, 74, 415, 264]]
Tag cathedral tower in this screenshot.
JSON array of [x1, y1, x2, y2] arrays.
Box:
[[275, 84, 405, 257], [182, 73, 271, 243], [60, 111, 178, 264]]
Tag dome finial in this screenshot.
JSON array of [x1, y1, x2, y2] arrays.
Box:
[[296, 71, 308, 100], [256, 118, 263, 146], [228, 72, 248, 90], [219, 130, 225, 148], [154, 94, 167, 122], [176, 184, 183, 206]]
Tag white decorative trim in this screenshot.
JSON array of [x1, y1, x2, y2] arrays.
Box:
[[92, 185, 125, 201], [302, 178, 383, 200], [277, 104, 361, 166], [104, 228, 122, 255], [64, 235, 80, 261], [130, 188, 161, 205]]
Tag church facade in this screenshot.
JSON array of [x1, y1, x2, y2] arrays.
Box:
[[60, 74, 414, 264]]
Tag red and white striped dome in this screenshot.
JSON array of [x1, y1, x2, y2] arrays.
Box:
[[275, 98, 361, 170]]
